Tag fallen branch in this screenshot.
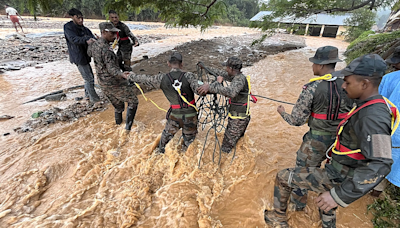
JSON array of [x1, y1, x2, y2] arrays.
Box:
[[23, 84, 99, 104]]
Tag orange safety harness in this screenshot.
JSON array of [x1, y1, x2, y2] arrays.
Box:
[[328, 98, 399, 161]]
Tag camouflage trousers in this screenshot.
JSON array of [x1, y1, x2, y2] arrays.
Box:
[[101, 85, 139, 113], [221, 116, 251, 153], [117, 44, 132, 71], [159, 114, 198, 153], [275, 167, 338, 228], [291, 130, 336, 210]]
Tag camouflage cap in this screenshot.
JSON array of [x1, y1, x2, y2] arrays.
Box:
[[169, 52, 182, 62], [340, 54, 387, 77], [222, 56, 242, 69], [386, 46, 400, 64], [99, 22, 120, 32], [309, 46, 342, 64]]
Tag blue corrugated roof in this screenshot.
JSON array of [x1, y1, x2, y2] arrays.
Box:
[[250, 11, 351, 26]]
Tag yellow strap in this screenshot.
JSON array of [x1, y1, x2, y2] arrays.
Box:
[[383, 97, 399, 135], [134, 83, 167, 112], [309, 73, 332, 82], [176, 88, 198, 112], [112, 38, 119, 49], [228, 113, 248, 119]]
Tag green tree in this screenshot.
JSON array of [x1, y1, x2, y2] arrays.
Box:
[[343, 8, 376, 42]]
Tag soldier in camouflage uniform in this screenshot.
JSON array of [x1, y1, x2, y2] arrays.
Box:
[[265, 54, 395, 228], [197, 57, 251, 153], [277, 46, 354, 211], [124, 52, 202, 153], [109, 10, 139, 71], [88, 22, 139, 131]]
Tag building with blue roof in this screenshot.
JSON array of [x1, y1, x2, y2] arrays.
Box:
[[251, 11, 352, 39]]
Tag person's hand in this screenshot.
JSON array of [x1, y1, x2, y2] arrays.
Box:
[[315, 191, 338, 213], [86, 38, 96, 45], [134, 41, 139, 47], [197, 84, 210, 96], [121, 72, 130, 79], [277, 105, 286, 115], [94, 34, 99, 39], [217, 76, 223, 83]]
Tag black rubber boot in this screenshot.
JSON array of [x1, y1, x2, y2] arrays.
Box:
[[125, 106, 138, 131], [115, 112, 123, 125]]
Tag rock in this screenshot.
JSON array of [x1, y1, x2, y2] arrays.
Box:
[[45, 93, 66, 101]]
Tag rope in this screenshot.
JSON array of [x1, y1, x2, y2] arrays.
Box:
[[134, 82, 168, 112]]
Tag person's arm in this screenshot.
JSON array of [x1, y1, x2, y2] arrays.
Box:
[[208, 74, 245, 98], [85, 27, 96, 39], [278, 82, 317, 126], [16, 11, 23, 20], [122, 23, 139, 46], [64, 23, 92, 45], [127, 72, 164, 89], [207, 66, 230, 81], [185, 72, 202, 95], [330, 114, 393, 207]]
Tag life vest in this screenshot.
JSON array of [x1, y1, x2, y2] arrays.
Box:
[[228, 75, 257, 119], [330, 97, 399, 160], [308, 73, 353, 133], [160, 71, 197, 113]]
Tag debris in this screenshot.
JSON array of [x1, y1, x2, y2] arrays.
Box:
[[0, 115, 14, 120], [31, 111, 43, 118], [3, 133, 10, 136], [45, 93, 66, 101]]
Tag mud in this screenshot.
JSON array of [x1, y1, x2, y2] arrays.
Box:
[[0, 18, 376, 228]]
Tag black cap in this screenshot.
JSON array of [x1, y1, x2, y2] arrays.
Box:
[[222, 56, 242, 69], [169, 52, 182, 62], [309, 46, 342, 64], [340, 54, 387, 77]]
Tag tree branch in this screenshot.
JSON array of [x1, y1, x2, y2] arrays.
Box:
[[319, 0, 373, 13], [202, 0, 218, 17], [170, 0, 207, 7]]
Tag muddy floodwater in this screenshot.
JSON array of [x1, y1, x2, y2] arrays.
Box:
[[0, 19, 375, 228]]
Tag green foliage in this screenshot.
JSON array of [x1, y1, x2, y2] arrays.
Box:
[[343, 8, 376, 42], [344, 30, 400, 63], [347, 30, 375, 50], [367, 184, 400, 228]]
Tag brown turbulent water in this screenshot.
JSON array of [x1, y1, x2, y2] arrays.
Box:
[[0, 23, 374, 228]]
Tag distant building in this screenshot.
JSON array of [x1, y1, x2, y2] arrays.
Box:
[[384, 10, 400, 31], [250, 11, 352, 39]]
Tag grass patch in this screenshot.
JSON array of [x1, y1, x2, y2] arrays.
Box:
[[367, 183, 400, 228]]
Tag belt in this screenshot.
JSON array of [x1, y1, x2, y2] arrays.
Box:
[[170, 112, 197, 118], [228, 111, 249, 118], [331, 160, 355, 178], [310, 129, 334, 136], [119, 37, 129, 41]]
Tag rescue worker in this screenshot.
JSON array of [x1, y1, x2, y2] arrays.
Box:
[[88, 22, 139, 131], [109, 10, 139, 71], [123, 52, 202, 153], [264, 54, 396, 228], [197, 57, 252, 153], [276, 46, 354, 211]]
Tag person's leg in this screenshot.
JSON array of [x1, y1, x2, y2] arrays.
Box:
[[221, 116, 250, 153], [103, 90, 125, 124], [125, 101, 139, 131], [17, 22, 23, 32], [291, 131, 335, 211], [265, 167, 337, 228], [12, 22, 18, 32], [116, 48, 124, 71], [159, 115, 183, 153], [76, 64, 100, 102], [181, 115, 198, 151], [121, 46, 133, 71]]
